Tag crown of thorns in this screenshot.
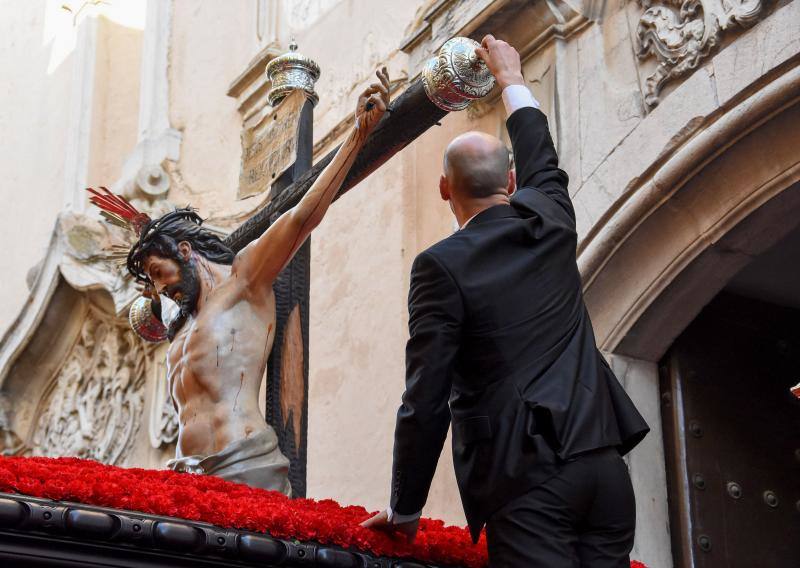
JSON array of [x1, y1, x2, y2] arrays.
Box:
[[85, 187, 204, 283], [126, 208, 204, 283]]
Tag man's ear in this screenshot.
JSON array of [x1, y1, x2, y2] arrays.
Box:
[[507, 169, 517, 196], [177, 241, 192, 261], [439, 174, 450, 202]]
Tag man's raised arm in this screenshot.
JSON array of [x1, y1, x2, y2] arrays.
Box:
[[234, 68, 391, 289], [476, 36, 572, 221]]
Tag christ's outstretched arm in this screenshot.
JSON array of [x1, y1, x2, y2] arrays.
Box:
[[234, 68, 390, 290]]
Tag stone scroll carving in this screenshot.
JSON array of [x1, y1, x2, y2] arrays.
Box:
[[635, 0, 764, 107], [30, 307, 155, 466]]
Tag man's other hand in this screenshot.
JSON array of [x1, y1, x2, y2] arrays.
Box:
[[360, 509, 420, 544], [475, 34, 525, 90]]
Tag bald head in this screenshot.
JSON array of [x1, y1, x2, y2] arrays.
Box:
[[444, 131, 510, 199]]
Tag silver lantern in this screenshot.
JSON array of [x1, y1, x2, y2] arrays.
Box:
[[422, 37, 496, 112]]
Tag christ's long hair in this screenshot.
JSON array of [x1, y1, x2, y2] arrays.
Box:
[[126, 208, 234, 283]]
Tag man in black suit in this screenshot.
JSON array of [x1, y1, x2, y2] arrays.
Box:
[[362, 36, 649, 567]]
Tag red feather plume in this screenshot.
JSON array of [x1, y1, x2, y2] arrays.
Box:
[[86, 187, 151, 235]]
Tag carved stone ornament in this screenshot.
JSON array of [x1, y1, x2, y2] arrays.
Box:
[[635, 0, 764, 107], [30, 306, 155, 466], [135, 164, 171, 197], [422, 37, 496, 112]]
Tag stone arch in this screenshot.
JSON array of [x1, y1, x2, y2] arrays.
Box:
[[581, 66, 800, 361]]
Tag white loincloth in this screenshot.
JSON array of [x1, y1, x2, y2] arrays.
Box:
[[166, 427, 292, 496]]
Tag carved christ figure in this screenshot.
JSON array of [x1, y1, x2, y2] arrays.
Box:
[[89, 69, 390, 493]]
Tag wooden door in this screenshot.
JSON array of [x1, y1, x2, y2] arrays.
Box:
[[660, 292, 800, 567]]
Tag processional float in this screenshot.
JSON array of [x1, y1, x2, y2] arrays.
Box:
[[2, 38, 499, 568]]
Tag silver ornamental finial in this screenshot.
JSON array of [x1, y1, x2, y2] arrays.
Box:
[[422, 37, 496, 112], [266, 40, 320, 107]]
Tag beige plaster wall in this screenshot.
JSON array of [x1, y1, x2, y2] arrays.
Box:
[[87, 17, 142, 194], [307, 150, 410, 514], [302, 0, 456, 520], [282, 0, 343, 33], [0, 1, 75, 337], [292, 0, 428, 143], [167, 1, 257, 221]]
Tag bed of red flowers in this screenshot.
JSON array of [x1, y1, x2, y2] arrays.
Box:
[[0, 456, 646, 568]]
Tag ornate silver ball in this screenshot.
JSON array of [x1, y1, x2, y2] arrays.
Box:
[[129, 296, 168, 343], [422, 37, 496, 112]]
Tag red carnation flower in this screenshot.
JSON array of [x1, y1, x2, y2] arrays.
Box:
[[0, 456, 647, 568]]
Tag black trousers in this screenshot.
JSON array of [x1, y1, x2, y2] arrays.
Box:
[[485, 447, 635, 568]]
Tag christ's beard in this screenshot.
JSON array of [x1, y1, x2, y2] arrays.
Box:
[[166, 258, 201, 341]]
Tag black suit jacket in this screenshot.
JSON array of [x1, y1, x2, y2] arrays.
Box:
[[389, 107, 649, 542]]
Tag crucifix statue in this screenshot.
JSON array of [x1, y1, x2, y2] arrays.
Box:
[[94, 37, 494, 497]]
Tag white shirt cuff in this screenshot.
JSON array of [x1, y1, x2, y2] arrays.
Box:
[[501, 84, 540, 116], [386, 506, 421, 525]]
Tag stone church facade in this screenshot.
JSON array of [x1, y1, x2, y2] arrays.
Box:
[[1, 1, 798, 566]]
